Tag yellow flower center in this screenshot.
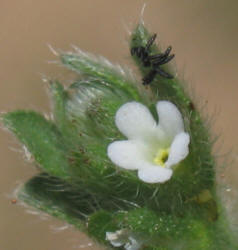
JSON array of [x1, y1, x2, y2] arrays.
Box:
[[153, 148, 169, 167]]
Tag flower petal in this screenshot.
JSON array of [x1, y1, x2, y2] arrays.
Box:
[[106, 230, 128, 247], [156, 101, 185, 141], [115, 101, 157, 140], [165, 132, 190, 168], [106, 230, 142, 250], [138, 166, 173, 183], [107, 140, 148, 170], [125, 237, 142, 250]]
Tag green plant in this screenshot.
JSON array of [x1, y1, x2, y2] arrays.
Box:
[[2, 23, 237, 250]]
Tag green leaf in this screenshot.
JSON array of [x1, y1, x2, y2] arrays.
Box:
[[60, 50, 141, 101], [18, 173, 86, 229], [50, 80, 68, 130], [49, 80, 80, 149], [2, 111, 69, 178], [88, 210, 118, 244]]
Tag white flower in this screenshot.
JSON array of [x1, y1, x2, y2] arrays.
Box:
[[106, 229, 142, 250], [107, 101, 190, 183]]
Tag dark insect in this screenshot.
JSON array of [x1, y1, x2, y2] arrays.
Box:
[[131, 34, 175, 85]]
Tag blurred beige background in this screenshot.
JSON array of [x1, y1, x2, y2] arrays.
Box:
[[0, 0, 238, 249]]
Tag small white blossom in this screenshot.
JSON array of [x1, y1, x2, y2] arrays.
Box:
[[107, 101, 190, 183], [106, 229, 142, 250]]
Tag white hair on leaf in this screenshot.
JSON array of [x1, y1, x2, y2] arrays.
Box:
[[66, 45, 137, 84]]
